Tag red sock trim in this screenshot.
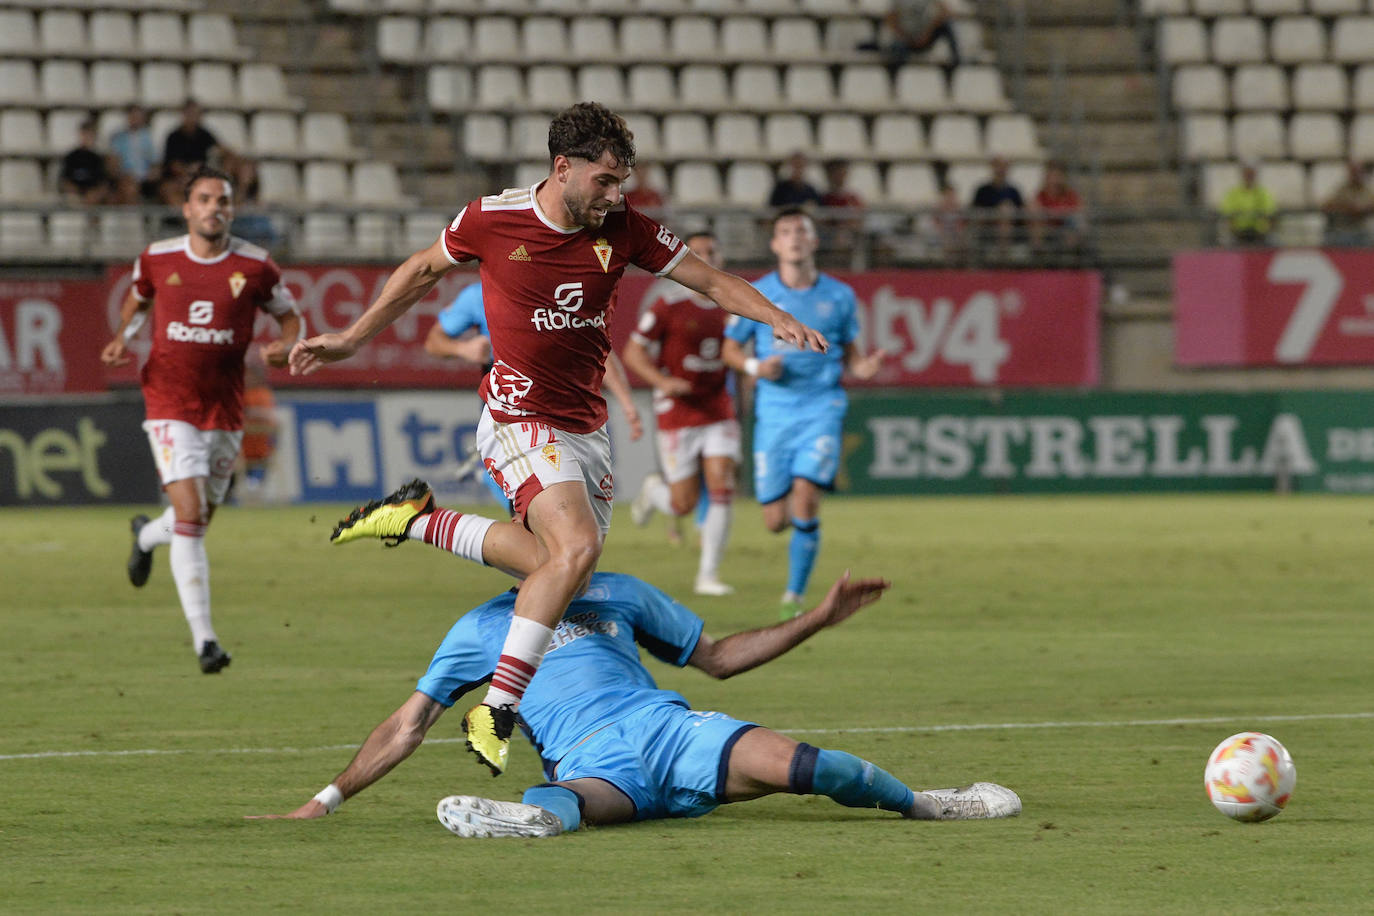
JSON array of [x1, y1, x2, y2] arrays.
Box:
[[490, 654, 538, 699], [173, 521, 206, 538], [421, 508, 464, 549]]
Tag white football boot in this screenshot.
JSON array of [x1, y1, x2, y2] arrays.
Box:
[[630, 473, 662, 527], [436, 795, 564, 838], [923, 782, 1022, 820], [693, 575, 735, 596]]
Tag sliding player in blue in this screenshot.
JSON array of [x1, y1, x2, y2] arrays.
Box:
[[250, 561, 1019, 835]]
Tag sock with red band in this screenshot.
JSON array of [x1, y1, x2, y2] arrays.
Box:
[[408, 508, 493, 565], [482, 615, 554, 711]]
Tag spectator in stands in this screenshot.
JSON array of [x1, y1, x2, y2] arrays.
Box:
[[923, 181, 967, 263], [109, 105, 160, 204], [1030, 159, 1086, 257], [859, 1, 961, 73], [1219, 162, 1276, 246], [159, 100, 258, 205], [624, 163, 668, 212], [769, 152, 822, 209], [820, 159, 864, 211], [59, 119, 116, 206], [969, 156, 1024, 256], [1320, 160, 1374, 247], [819, 159, 866, 254]]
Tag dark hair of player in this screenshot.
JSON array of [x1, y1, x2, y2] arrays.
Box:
[[770, 206, 814, 233], [183, 164, 234, 201], [684, 230, 717, 246], [547, 102, 636, 170]]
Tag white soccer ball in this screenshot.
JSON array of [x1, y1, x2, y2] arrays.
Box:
[[1204, 732, 1296, 823]]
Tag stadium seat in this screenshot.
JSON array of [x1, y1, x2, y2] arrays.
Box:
[[872, 113, 926, 157], [527, 65, 575, 110], [521, 17, 567, 60], [1211, 18, 1265, 66], [1230, 65, 1288, 111], [944, 162, 988, 202], [1258, 161, 1306, 208], [471, 17, 519, 61], [189, 13, 249, 61], [150, 110, 181, 149], [985, 114, 1043, 160], [929, 114, 982, 160], [1192, 0, 1246, 14], [620, 18, 669, 60], [731, 65, 783, 110], [1309, 0, 1363, 13], [1172, 65, 1228, 112], [352, 161, 408, 207], [1287, 113, 1344, 162], [628, 66, 676, 110], [239, 64, 301, 110], [894, 66, 951, 112], [302, 112, 358, 160], [0, 111, 46, 157], [462, 113, 509, 161], [89, 61, 138, 108], [825, 18, 876, 54], [354, 212, 396, 257], [1353, 65, 1374, 111], [1350, 113, 1374, 160], [724, 160, 774, 205], [621, 113, 661, 158], [250, 111, 301, 158], [256, 161, 301, 204], [669, 16, 718, 59], [95, 210, 147, 260], [49, 211, 90, 256], [1138, 0, 1189, 14], [301, 212, 350, 255], [381, 0, 426, 11], [816, 114, 869, 159], [679, 65, 730, 111], [1308, 159, 1348, 206], [712, 112, 764, 158], [1011, 161, 1046, 196], [803, 0, 860, 12], [569, 18, 617, 60], [426, 18, 471, 60], [510, 114, 551, 159], [0, 212, 47, 256], [1200, 162, 1241, 209], [304, 161, 350, 204], [474, 66, 523, 110], [1250, 0, 1304, 14], [772, 18, 823, 59], [46, 110, 88, 155], [40, 10, 88, 57], [0, 160, 47, 203], [671, 161, 724, 205], [138, 13, 187, 58], [577, 66, 627, 107], [403, 212, 448, 251], [0, 11, 37, 57], [846, 161, 882, 203], [202, 110, 247, 152], [838, 66, 894, 112], [719, 17, 768, 60], [0, 63, 38, 107], [951, 66, 1011, 113], [189, 62, 237, 108], [1157, 18, 1209, 66], [1291, 64, 1347, 111], [40, 62, 89, 108], [1230, 112, 1285, 160], [783, 65, 836, 110], [885, 161, 939, 207], [140, 62, 187, 109], [1268, 17, 1326, 66], [763, 113, 813, 157], [512, 159, 548, 187], [378, 16, 422, 63], [1331, 17, 1374, 64], [90, 13, 138, 58], [428, 66, 472, 111], [663, 114, 712, 158], [1180, 113, 1230, 160]]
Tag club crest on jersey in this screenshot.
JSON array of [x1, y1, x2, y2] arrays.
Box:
[[228, 271, 247, 298], [508, 244, 532, 262], [592, 238, 613, 273], [542, 443, 561, 470], [167, 272, 182, 286]]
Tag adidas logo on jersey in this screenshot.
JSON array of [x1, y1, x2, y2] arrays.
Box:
[[167, 272, 182, 286], [508, 245, 532, 262]]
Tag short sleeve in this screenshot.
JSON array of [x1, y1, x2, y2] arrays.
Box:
[[625, 206, 688, 277], [439, 283, 486, 337], [131, 251, 154, 302], [621, 577, 704, 668], [724, 312, 759, 345], [441, 204, 478, 265], [414, 610, 501, 708], [630, 300, 667, 348], [257, 258, 297, 317]]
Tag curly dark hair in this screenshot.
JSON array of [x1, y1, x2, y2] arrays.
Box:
[[183, 164, 234, 201], [547, 102, 636, 169]]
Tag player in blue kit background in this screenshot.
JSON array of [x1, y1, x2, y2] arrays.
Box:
[[723, 208, 887, 618], [249, 562, 1019, 834]]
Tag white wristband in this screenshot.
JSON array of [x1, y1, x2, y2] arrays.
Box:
[[742, 357, 760, 378], [313, 784, 343, 814]]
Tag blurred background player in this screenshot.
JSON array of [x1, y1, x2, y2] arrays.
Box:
[[101, 165, 302, 674], [289, 103, 826, 777], [623, 230, 741, 597], [724, 208, 886, 618], [249, 565, 1021, 831], [232, 355, 279, 505]]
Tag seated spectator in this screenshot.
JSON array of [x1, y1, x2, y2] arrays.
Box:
[[859, 1, 961, 72], [1219, 162, 1276, 246], [926, 181, 967, 263], [159, 99, 258, 205], [1030, 160, 1086, 256], [59, 119, 116, 206], [769, 152, 822, 209], [109, 105, 160, 204], [970, 157, 1024, 255], [820, 159, 864, 211], [819, 159, 865, 253], [1321, 160, 1374, 247]]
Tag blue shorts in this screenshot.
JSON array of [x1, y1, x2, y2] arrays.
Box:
[[752, 410, 844, 504], [551, 702, 757, 821]]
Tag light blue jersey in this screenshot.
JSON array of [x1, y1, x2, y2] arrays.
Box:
[[416, 572, 705, 773], [725, 271, 859, 416], [437, 282, 487, 341]]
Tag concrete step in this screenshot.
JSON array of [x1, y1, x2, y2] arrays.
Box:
[[1088, 168, 1186, 207], [1017, 0, 1125, 26], [1019, 26, 1145, 71], [1019, 72, 1161, 121]]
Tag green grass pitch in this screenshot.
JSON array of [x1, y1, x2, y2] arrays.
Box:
[[1, 494, 1371, 913]]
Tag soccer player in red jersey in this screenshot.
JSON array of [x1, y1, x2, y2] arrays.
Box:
[[101, 165, 302, 674], [290, 103, 827, 776], [623, 231, 741, 597]]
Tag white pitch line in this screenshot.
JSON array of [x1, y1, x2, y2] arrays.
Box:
[[2, 711, 1370, 763]]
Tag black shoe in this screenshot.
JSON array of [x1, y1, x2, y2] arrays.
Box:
[[198, 640, 232, 674], [128, 514, 153, 587]]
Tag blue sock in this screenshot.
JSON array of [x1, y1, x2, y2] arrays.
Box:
[[789, 744, 915, 814], [787, 518, 820, 597], [521, 784, 583, 832], [695, 480, 709, 528]]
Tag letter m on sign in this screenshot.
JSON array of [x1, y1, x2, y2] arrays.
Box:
[[293, 402, 383, 503]]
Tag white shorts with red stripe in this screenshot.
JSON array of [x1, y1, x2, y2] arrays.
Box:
[[142, 419, 243, 505], [475, 406, 614, 535], [655, 418, 741, 485]]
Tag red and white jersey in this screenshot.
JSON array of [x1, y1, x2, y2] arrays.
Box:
[[631, 285, 735, 431], [132, 235, 295, 431], [442, 183, 687, 434]]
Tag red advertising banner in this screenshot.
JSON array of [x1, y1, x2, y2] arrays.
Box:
[[1, 279, 109, 394], [1175, 248, 1374, 367], [94, 264, 1100, 390]]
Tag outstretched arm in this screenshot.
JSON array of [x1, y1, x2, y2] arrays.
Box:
[[602, 349, 643, 441], [687, 572, 890, 680], [246, 692, 446, 819], [668, 251, 828, 353]]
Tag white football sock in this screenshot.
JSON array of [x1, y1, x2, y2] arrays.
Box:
[[698, 498, 732, 580], [408, 509, 494, 565], [482, 616, 555, 711], [138, 506, 175, 552], [645, 475, 674, 516], [170, 521, 216, 652]]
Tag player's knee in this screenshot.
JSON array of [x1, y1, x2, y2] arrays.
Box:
[[764, 515, 790, 534], [550, 535, 601, 579], [669, 495, 697, 517]]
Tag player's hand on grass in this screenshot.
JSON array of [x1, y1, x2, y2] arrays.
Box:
[[245, 799, 330, 820], [100, 338, 131, 367], [756, 355, 784, 381], [809, 570, 891, 628], [771, 313, 829, 353], [289, 334, 357, 375]]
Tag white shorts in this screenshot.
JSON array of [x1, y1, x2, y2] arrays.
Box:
[[142, 419, 243, 505], [655, 419, 742, 485], [476, 406, 614, 535]]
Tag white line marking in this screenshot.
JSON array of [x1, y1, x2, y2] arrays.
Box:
[[3, 711, 1369, 763]]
